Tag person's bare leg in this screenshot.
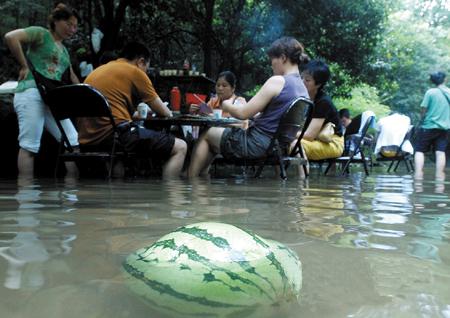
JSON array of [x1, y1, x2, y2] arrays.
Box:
[[199, 151, 216, 177], [435, 151, 446, 181], [17, 148, 34, 179], [163, 138, 187, 179], [64, 162, 78, 179], [188, 127, 225, 177], [414, 151, 425, 180]]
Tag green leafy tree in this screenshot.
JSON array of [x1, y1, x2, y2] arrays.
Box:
[[367, 6, 450, 122], [272, 0, 389, 77]]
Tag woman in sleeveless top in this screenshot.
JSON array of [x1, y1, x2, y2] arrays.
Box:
[[188, 37, 309, 177]]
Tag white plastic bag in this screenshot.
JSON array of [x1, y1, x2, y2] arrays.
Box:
[[91, 28, 104, 54]]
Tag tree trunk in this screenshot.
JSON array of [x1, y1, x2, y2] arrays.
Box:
[[202, 0, 215, 77]]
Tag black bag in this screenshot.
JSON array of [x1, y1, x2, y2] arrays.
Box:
[[26, 58, 70, 103]]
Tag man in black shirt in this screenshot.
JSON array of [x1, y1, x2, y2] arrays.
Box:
[[339, 108, 362, 136]]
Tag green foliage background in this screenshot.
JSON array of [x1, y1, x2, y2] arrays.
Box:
[[1, 0, 449, 124]]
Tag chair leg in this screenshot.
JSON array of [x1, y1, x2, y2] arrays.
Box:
[[361, 153, 369, 176], [409, 159, 415, 172], [404, 159, 410, 172], [302, 164, 309, 178], [324, 161, 333, 175], [279, 161, 287, 179], [393, 160, 401, 172], [107, 157, 114, 178], [55, 141, 65, 178], [254, 164, 265, 178], [341, 160, 351, 176], [387, 161, 395, 172]]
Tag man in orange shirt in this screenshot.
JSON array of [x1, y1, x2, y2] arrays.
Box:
[[78, 42, 186, 178]]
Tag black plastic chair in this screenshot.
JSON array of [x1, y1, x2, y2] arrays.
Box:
[[46, 84, 124, 178], [215, 97, 313, 179], [322, 116, 375, 176], [376, 126, 415, 172]]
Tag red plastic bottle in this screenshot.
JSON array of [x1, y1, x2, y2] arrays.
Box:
[[170, 86, 181, 111]]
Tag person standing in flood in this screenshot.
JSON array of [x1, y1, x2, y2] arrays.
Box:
[[414, 71, 450, 181], [4, 3, 80, 179]]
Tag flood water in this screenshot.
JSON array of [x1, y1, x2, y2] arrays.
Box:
[[0, 169, 449, 318]]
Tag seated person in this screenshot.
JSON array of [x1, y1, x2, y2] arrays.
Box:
[[77, 42, 187, 178], [300, 60, 344, 161], [339, 108, 361, 136], [339, 108, 376, 155], [188, 36, 309, 177], [189, 71, 247, 135], [204, 71, 246, 117]]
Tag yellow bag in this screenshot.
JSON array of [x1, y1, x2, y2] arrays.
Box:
[[317, 122, 335, 143], [380, 145, 400, 158]]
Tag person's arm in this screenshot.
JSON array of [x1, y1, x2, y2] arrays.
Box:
[[4, 29, 29, 80], [419, 107, 426, 120], [148, 97, 172, 117], [222, 76, 284, 120], [303, 118, 325, 141], [69, 66, 80, 84], [418, 90, 430, 124]]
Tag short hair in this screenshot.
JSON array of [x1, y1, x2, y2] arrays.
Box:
[[48, 3, 80, 31], [339, 108, 351, 119], [120, 42, 150, 62], [430, 71, 446, 85], [267, 36, 309, 66], [302, 60, 330, 90], [217, 71, 237, 88], [99, 51, 117, 65]]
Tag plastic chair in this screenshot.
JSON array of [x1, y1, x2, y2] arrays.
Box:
[[215, 97, 313, 179], [45, 84, 125, 178]]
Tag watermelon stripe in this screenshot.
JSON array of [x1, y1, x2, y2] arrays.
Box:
[[179, 226, 277, 293], [123, 262, 246, 309], [124, 275, 222, 317], [239, 228, 290, 291], [276, 244, 299, 260], [203, 272, 244, 293], [141, 238, 275, 301]]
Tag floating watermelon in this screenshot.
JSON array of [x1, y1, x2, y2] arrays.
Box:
[[123, 222, 302, 317]]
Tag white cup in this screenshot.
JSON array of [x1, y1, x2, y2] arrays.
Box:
[[137, 102, 149, 119], [213, 109, 222, 119]]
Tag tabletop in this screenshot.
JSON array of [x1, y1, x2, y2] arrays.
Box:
[[145, 114, 241, 128]]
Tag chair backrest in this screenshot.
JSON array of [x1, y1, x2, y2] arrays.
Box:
[[46, 84, 115, 124], [275, 97, 313, 147], [394, 125, 415, 156], [46, 84, 116, 152], [353, 115, 375, 155]]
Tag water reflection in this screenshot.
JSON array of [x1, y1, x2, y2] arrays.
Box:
[[0, 173, 448, 317], [0, 179, 77, 290]]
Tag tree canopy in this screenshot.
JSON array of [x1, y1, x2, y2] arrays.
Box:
[[1, 0, 449, 122]]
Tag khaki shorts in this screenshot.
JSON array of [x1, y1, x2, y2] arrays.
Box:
[[301, 135, 344, 160]]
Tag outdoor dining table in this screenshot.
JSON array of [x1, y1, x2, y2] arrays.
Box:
[[144, 114, 242, 129]]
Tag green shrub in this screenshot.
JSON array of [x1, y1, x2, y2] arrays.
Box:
[[334, 83, 391, 119]]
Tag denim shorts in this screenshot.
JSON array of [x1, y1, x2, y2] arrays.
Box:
[[415, 128, 449, 152], [220, 126, 272, 160], [14, 88, 78, 153]]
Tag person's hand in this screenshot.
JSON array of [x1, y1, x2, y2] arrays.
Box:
[[18, 66, 29, 81], [132, 111, 140, 120], [189, 104, 200, 114]]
